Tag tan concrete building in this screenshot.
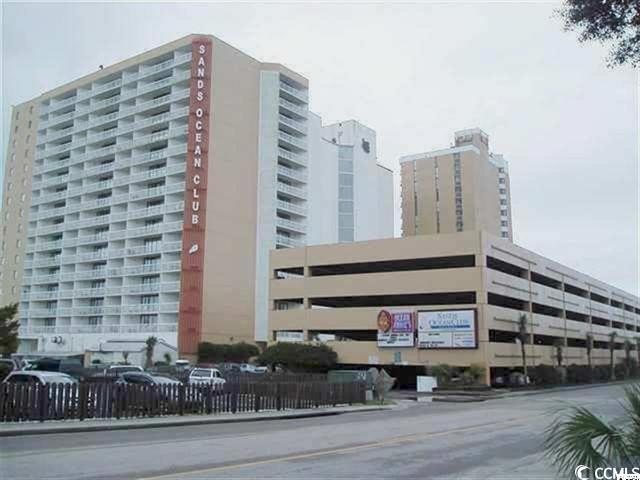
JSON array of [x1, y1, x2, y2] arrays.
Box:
[[1, 101, 38, 306], [400, 129, 513, 240], [2, 33, 393, 359], [269, 231, 639, 383]]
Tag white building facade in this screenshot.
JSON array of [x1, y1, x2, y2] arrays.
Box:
[[6, 34, 395, 356]]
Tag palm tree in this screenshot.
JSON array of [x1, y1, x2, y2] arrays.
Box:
[[554, 338, 564, 368], [544, 384, 640, 473], [517, 314, 528, 377], [145, 336, 158, 369], [624, 340, 632, 379], [585, 332, 594, 378], [554, 338, 566, 383], [609, 331, 618, 381]]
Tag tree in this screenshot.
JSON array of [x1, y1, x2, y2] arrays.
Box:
[[624, 339, 632, 378], [608, 331, 618, 381], [145, 336, 158, 369], [197, 342, 260, 364], [122, 351, 130, 365], [636, 338, 640, 367], [544, 384, 640, 474], [554, 338, 565, 368], [517, 314, 529, 377], [0, 304, 20, 357], [557, 1, 640, 68], [164, 352, 172, 365], [258, 342, 337, 372], [585, 332, 594, 375]]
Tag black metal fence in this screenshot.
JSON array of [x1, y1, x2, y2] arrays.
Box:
[[0, 379, 366, 422]]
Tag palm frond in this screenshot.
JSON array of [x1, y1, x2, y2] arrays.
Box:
[[544, 406, 632, 473], [621, 383, 640, 458]]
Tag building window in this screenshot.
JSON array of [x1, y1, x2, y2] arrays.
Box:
[[141, 294, 159, 305], [139, 314, 157, 325]]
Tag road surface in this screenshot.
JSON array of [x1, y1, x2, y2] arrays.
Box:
[[0, 383, 628, 479]]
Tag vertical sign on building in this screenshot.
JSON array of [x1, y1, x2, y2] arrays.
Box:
[[178, 38, 212, 355]]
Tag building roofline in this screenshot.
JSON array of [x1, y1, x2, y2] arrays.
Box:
[[399, 145, 480, 163]]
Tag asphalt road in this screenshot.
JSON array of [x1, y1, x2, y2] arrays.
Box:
[[0, 384, 629, 480]]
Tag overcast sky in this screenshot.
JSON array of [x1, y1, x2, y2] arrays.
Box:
[[2, 1, 638, 294]]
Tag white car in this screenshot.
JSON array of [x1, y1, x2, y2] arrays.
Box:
[[239, 364, 268, 374], [2, 370, 77, 386], [188, 368, 226, 385]]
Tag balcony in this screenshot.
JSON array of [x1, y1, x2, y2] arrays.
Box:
[[278, 148, 306, 167], [125, 241, 181, 256], [277, 164, 307, 183], [276, 200, 307, 217], [28, 291, 60, 301], [279, 81, 309, 103], [41, 95, 78, 115], [276, 235, 304, 248], [276, 217, 307, 234], [279, 98, 307, 119], [121, 302, 178, 314], [278, 131, 307, 152], [278, 114, 307, 135], [277, 182, 306, 200], [28, 273, 61, 284]]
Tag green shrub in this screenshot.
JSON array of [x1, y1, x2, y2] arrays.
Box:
[[0, 363, 11, 382], [566, 364, 592, 384], [530, 364, 562, 386], [197, 342, 260, 364], [467, 363, 486, 384], [258, 342, 337, 372], [592, 365, 610, 382], [615, 362, 627, 380], [430, 364, 454, 385]]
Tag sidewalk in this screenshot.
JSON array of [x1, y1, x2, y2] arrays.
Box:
[[390, 379, 638, 403], [0, 404, 394, 437]]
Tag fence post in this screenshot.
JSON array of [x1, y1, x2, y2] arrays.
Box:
[[254, 383, 260, 412], [231, 382, 238, 414], [178, 385, 185, 416], [276, 382, 282, 411], [39, 384, 49, 422]]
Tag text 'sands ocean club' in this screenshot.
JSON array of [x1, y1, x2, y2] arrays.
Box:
[[178, 38, 212, 355]]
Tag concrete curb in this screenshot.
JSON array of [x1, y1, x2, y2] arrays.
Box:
[[495, 379, 639, 399], [0, 405, 394, 437]]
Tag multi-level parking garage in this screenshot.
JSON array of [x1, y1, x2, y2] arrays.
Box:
[[269, 230, 640, 382]]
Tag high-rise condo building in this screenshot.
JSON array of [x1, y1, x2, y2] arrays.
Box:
[[1, 34, 393, 358], [400, 128, 513, 240]]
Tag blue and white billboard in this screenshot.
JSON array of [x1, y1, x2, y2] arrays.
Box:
[[418, 310, 477, 349]]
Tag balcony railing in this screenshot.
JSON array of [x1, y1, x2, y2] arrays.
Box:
[[276, 235, 304, 248], [279, 81, 309, 103], [277, 165, 307, 183], [278, 131, 307, 151], [279, 98, 308, 118], [277, 182, 306, 200], [276, 200, 307, 216], [278, 148, 306, 167], [276, 217, 307, 233]]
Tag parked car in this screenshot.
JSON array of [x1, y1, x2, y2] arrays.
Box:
[[115, 372, 181, 386], [239, 363, 268, 374], [105, 365, 144, 375], [188, 368, 226, 385], [2, 370, 77, 386]]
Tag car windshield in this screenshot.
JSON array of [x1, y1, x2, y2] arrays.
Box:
[[191, 369, 211, 377]]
